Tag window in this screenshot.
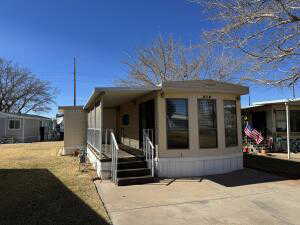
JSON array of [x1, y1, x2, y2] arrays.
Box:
[[9, 119, 21, 130], [291, 111, 300, 132], [122, 114, 130, 126], [224, 100, 238, 147], [276, 111, 286, 132], [276, 110, 300, 132], [198, 99, 218, 148], [166, 99, 189, 149]]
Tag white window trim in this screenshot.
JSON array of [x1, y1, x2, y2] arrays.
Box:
[[8, 118, 21, 130]]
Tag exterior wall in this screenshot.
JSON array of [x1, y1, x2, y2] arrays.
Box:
[[155, 91, 243, 177], [245, 104, 300, 134], [103, 108, 117, 129], [87, 99, 102, 129], [24, 119, 40, 142], [156, 154, 243, 178], [0, 117, 6, 138], [5, 118, 23, 142], [87, 146, 111, 179], [118, 92, 157, 149], [266, 110, 273, 134], [156, 92, 242, 158], [62, 107, 87, 155]]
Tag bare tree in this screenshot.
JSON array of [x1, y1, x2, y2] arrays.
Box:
[[191, 0, 300, 86], [117, 36, 245, 87], [0, 57, 57, 113]]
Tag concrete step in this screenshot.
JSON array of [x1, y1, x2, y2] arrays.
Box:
[[117, 175, 156, 186], [118, 156, 145, 163], [117, 168, 151, 178], [117, 160, 147, 170]]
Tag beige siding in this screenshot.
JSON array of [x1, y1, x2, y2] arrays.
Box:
[[96, 103, 101, 129], [63, 108, 87, 150], [103, 108, 117, 129], [24, 119, 40, 142], [118, 92, 157, 149], [87, 98, 103, 129], [157, 92, 242, 158]]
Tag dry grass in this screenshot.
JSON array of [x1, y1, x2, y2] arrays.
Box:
[[0, 141, 110, 225]]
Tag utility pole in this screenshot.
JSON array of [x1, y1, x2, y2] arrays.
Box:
[[292, 82, 295, 99], [73, 57, 77, 106], [248, 95, 251, 106]]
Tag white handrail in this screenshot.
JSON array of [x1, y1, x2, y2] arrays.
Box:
[[110, 131, 119, 184], [143, 129, 155, 177]]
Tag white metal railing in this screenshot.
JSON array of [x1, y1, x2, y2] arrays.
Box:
[[87, 128, 102, 154], [110, 131, 119, 183], [143, 129, 155, 177], [102, 128, 124, 155]]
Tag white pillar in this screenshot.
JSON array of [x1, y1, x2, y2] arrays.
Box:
[[285, 102, 290, 160]]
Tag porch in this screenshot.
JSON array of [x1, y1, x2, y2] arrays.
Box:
[[242, 98, 300, 159], [86, 128, 156, 186], [85, 87, 158, 185]]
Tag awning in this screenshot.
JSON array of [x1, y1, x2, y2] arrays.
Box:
[[84, 87, 159, 109]]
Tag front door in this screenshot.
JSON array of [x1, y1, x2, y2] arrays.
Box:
[[139, 99, 155, 148]]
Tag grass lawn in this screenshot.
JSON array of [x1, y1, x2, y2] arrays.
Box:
[[0, 141, 110, 225]]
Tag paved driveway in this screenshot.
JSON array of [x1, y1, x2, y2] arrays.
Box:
[[95, 169, 300, 225]]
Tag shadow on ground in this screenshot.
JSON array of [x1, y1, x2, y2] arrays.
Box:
[[204, 169, 288, 187], [0, 169, 109, 225]]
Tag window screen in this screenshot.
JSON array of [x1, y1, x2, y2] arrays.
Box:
[[276, 110, 300, 132], [166, 99, 189, 149], [291, 111, 300, 132], [9, 119, 20, 129], [276, 111, 286, 132], [198, 99, 218, 148], [224, 100, 238, 147]]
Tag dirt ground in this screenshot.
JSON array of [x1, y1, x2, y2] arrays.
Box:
[[0, 141, 110, 225]]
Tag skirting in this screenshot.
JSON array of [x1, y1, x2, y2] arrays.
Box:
[[156, 153, 243, 178]]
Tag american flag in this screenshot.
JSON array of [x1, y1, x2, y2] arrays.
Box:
[[244, 123, 264, 145]]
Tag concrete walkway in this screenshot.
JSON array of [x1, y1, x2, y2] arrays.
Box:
[[95, 169, 300, 225]]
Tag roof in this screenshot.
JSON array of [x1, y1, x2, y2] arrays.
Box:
[[84, 87, 159, 109], [84, 80, 249, 110], [58, 106, 84, 112], [0, 112, 51, 120], [161, 80, 249, 95], [242, 97, 300, 109]]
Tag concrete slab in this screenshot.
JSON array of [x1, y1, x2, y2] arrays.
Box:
[[95, 169, 300, 225]]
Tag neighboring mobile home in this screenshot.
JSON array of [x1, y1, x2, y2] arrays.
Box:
[[60, 80, 249, 185], [242, 98, 300, 153], [0, 112, 52, 143]]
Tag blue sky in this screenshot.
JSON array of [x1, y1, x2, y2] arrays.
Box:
[[0, 0, 296, 117]]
